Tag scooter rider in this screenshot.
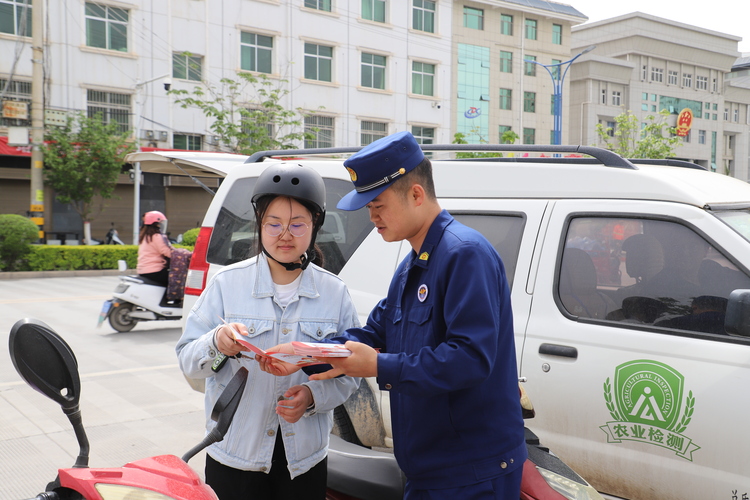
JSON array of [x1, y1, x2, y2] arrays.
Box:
[[137, 211, 172, 287]]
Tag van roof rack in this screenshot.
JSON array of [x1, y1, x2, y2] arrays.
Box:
[[246, 145, 703, 171]]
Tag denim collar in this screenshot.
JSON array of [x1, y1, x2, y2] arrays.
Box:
[[252, 254, 320, 299]]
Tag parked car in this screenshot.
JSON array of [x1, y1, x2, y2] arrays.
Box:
[[130, 144, 750, 499]]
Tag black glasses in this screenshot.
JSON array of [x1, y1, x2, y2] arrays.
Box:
[[262, 221, 310, 238]]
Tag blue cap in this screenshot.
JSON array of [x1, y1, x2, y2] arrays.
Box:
[[337, 131, 425, 211]]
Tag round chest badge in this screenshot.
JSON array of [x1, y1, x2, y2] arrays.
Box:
[[418, 284, 428, 302]]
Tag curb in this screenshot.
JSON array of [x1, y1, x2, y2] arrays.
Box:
[[0, 269, 124, 280]]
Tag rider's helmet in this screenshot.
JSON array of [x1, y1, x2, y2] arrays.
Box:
[[250, 163, 327, 270], [143, 211, 168, 234]]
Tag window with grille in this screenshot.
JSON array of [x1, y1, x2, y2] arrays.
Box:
[[361, 121, 388, 146], [412, 61, 435, 96], [412, 0, 435, 33], [361, 53, 386, 89], [683, 73, 692, 87], [0, 79, 31, 127], [174, 134, 202, 150], [362, 0, 385, 22], [87, 89, 131, 134], [0, 0, 32, 36], [85, 2, 128, 52], [523, 127, 535, 144], [304, 43, 333, 82], [173, 52, 202, 81], [241, 33, 273, 74], [668, 70, 678, 85], [651, 67, 663, 83], [524, 92, 535, 113], [696, 76, 708, 90], [304, 115, 334, 148]]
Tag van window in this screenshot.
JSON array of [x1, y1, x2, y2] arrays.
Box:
[[452, 213, 524, 288], [206, 177, 372, 274], [559, 217, 750, 335]]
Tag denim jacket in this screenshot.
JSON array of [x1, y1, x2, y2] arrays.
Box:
[[176, 255, 360, 478]]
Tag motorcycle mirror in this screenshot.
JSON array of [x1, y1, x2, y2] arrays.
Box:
[[9, 318, 81, 411], [182, 366, 248, 463]]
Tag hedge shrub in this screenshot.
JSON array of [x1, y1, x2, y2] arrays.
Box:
[[0, 214, 41, 271], [181, 227, 200, 246]]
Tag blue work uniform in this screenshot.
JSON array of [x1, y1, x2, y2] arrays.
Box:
[[333, 210, 526, 495]]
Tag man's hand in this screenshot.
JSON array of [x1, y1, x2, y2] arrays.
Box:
[[276, 384, 313, 423], [309, 341, 378, 380], [257, 343, 301, 377]]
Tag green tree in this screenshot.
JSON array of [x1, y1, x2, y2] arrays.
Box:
[[44, 112, 135, 244], [452, 127, 517, 159], [0, 214, 40, 271], [596, 109, 681, 159], [170, 72, 317, 155]]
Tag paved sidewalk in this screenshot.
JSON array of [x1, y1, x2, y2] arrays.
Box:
[[0, 269, 123, 280], [0, 276, 207, 498]]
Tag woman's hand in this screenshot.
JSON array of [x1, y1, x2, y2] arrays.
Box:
[[276, 384, 313, 423], [214, 323, 247, 357], [257, 343, 301, 376]]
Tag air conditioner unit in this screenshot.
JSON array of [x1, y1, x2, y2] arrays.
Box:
[[159, 131, 168, 142], [141, 129, 155, 140]]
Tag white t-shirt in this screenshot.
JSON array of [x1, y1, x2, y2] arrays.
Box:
[[274, 273, 302, 308]]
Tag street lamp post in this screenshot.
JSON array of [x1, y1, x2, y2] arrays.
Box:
[[131, 74, 171, 244], [525, 45, 595, 146]]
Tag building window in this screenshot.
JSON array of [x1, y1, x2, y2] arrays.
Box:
[[361, 53, 386, 89], [85, 2, 128, 52], [651, 67, 663, 83], [87, 89, 130, 134], [500, 14, 513, 35], [606, 120, 616, 137], [172, 52, 202, 81], [523, 91, 535, 113], [525, 19, 537, 40], [499, 88, 512, 110], [552, 24, 562, 44], [523, 127, 535, 144], [412, 125, 434, 145], [463, 6, 483, 30], [304, 115, 334, 148], [361, 121, 388, 145], [601, 88, 607, 104], [551, 59, 561, 80], [712, 78, 718, 92], [304, 0, 331, 12], [174, 134, 202, 150], [698, 129, 706, 144], [612, 91, 621, 106], [696, 75, 708, 90], [241, 33, 273, 74], [500, 51, 513, 73], [304, 43, 333, 82], [243, 109, 275, 147], [499, 125, 512, 143], [524, 55, 536, 77], [724, 108, 729, 121], [0, 79, 31, 127], [412, 0, 435, 33], [0, 0, 32, 36], [682, 130, 691, 143], [668, 70, 678, 85], [412, 61, 435, 96], [683, 73, 692, 87], [362, 0, 385, 22], [734, 108, 740, 122]]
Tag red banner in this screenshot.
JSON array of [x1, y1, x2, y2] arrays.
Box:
[[0, 136, 32, 157]]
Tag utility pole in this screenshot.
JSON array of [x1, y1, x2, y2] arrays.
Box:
[[29, 0, 45, 241]]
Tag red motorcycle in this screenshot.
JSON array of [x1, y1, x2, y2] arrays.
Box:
[[10, 318, 248, 500]]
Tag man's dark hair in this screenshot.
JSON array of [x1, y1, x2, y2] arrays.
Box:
[[391, 157, 436, 200]]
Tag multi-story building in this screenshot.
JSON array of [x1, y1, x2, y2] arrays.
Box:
[[451, 0, 586, 145], [569, 12, 750, 180], [0, 0, 455, 241]]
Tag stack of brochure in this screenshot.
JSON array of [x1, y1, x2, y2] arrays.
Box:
[[292, 342, 352, 357]]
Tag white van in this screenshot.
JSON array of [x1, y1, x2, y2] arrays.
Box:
[[133, 145, 750, 500]]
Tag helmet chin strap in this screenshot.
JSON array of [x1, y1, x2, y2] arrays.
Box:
[[262, 248, 314, 271]]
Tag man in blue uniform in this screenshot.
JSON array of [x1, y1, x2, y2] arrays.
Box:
[[264, 131, 526, 499]]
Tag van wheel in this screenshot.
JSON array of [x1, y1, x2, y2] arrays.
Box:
[[333, 406, 365, 447], [109, 303, 137, 332]]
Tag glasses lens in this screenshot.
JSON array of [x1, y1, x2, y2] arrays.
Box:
[[289, 223, 308, 237], [264, 223, 283, 236]]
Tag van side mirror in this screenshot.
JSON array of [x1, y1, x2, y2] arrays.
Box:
[[724, 289, 750, 337]]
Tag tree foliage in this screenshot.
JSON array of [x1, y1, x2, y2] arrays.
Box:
[[0, 214, 40, 271], [596, 109, 682, 159], [170, 72, 318, 155], [452, 127, 518, 159], [43, 112, 134, 226]]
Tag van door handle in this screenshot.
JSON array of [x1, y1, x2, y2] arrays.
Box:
[[539, 343, 578, 359]]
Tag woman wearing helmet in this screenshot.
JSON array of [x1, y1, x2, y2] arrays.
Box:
[[137, 210, 172, 286], [176, 163, 360, 500]]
